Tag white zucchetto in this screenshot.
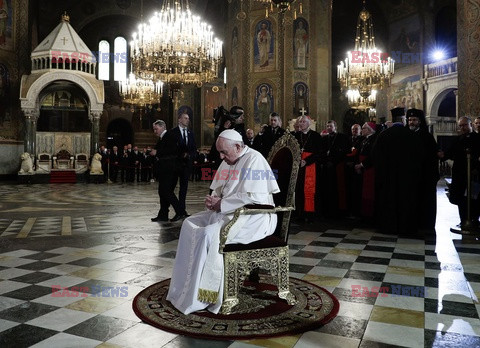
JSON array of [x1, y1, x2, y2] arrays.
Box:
[[218, 129, 243, 142]]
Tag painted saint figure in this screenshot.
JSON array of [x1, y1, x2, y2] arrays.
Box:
[[256, 85, 271, 125], [294, 19, 308, 68], [257, 22, 271, 68]]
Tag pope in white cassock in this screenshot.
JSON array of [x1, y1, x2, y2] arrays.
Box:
[[166, 129, 280, 314]]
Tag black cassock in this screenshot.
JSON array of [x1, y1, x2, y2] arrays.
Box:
[[413, 128, 440, 230], [318, 132, 350, 217], [373, 125, 423, 235]]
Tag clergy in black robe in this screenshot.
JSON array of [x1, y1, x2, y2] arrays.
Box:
[[354, 122, 377, 219], [442, 116, 480, 226], [373, 123, 423, 236], [294, 116, 321, 221], [407, 108, 440, 230], [345, 124, 364, 216], [318, 120, 350, 217], [349, 124, 364, 151]]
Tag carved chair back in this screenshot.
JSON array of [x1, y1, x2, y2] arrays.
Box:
[[266, 132, 301, 242]]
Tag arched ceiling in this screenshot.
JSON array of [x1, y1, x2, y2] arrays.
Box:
[[36, 0, 228, 49]]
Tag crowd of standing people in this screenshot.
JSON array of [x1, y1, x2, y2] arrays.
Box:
[[96, 106, 480, 235], [288, 109, 442, 236], [98, 144, 156, 184], [289, 110, 480, 236]]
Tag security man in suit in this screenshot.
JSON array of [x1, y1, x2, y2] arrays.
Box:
[[256, 112, 286, 158], [150, 120, 185, 222], [171, 113, 197, 218]]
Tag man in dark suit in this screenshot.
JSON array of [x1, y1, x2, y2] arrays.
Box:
[[132, 146, 141, 182], [109, 146, 121, 183], [442, 116, 480, 228], [246, 128, 256, 147], [151, 119, 185, 222], [256, 112, 286, 158], [170, 113, 196, 217]]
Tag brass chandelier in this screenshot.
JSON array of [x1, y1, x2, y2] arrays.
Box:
[[119, 72, 163, 107], [130, 0, 223, 88], [337, 0, 394, 110]]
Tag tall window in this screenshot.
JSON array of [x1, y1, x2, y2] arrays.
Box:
[[114, 37, 127, 81], [98, 40, 110, 81]]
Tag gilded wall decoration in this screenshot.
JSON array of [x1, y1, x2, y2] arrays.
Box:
[[231, 86, 239, 107], [203, 87, 225, 147], [231, 26, 239, 75], [293, 18, 309, 70], [293, 82, 308, 116], [254, 83, 274, 125], [0, 63, 10, 127], [253, 19, 275, 72], [458, 0, 480, 117], [0, 0, 12, 50]]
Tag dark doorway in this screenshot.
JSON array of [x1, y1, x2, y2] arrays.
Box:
[[438, 90, 456, 117], [106, 118, 133, 149]]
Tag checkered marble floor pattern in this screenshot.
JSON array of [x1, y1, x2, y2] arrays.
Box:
[[0, 180, 479, 348]]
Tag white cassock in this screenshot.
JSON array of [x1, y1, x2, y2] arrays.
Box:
[[166, 146, 280, 314]]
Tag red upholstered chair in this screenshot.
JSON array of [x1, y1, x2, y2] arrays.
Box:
[[219, 132, 301, 314]]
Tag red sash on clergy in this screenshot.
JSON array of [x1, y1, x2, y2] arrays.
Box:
[[359, 154, 375, 217], [302, 152, 316, 212]]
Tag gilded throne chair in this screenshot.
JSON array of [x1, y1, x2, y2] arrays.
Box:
[[219, 132, 301, 314]]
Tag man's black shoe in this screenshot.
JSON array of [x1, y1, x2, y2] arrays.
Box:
[[170, 214, 188, 222], [151, 217, 169, 222]]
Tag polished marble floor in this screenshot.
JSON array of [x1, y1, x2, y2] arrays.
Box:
[[0, 179, 479, 348]]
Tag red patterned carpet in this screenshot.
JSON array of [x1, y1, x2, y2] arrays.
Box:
[[133, 276, 339, 340]]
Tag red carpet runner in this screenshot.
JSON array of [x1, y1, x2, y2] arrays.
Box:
[[49, 170, 77, 183]]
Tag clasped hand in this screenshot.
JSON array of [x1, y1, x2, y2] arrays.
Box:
[[205, 195, 221, 212]]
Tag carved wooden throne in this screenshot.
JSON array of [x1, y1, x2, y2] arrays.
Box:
[[219, 132, 301, 314]]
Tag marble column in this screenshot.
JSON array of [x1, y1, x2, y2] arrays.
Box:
[[457, 0, 480, 117], [89, 111, 102, 156], [454, 90, 459, 120], [23, 109, 39, 155]]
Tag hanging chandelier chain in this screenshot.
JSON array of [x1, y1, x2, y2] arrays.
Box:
[[337, 0, 394, 110]]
